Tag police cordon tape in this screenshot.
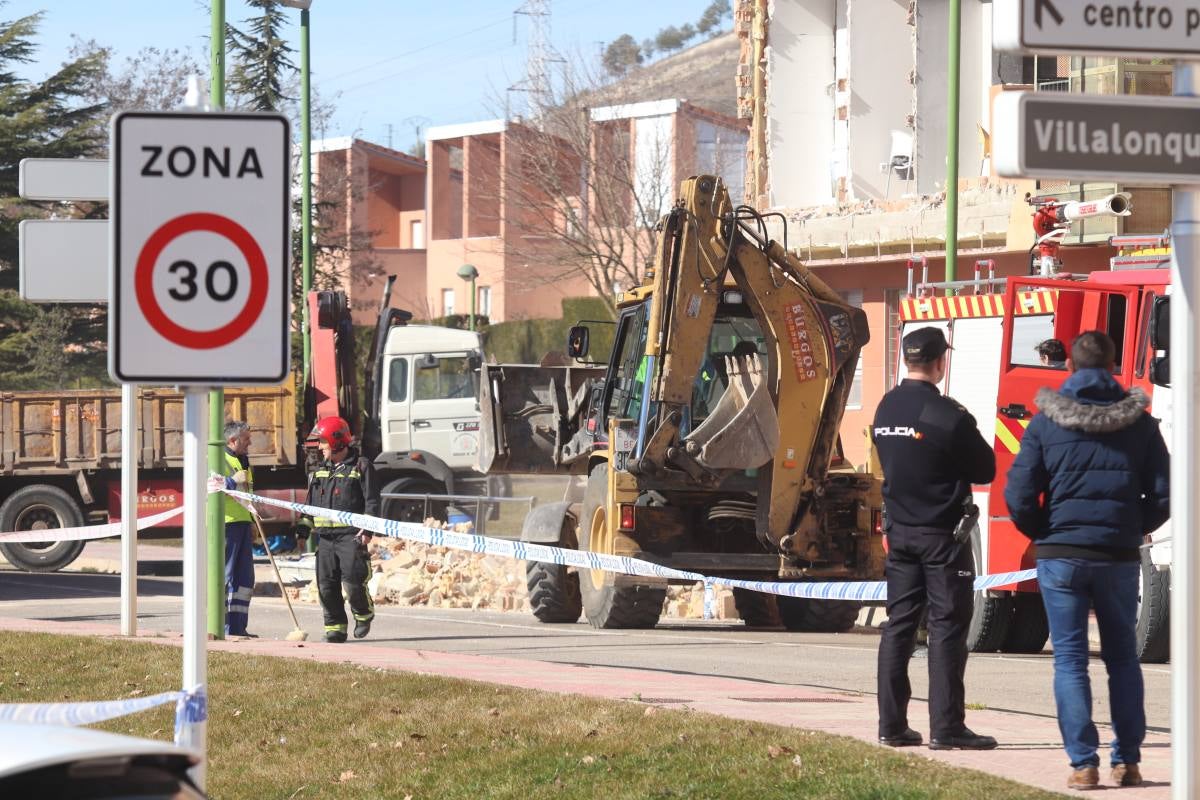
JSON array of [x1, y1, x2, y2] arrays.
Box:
[[0, 507, 183, 543], [220, 488, 1039, 602], [0, 686, 206, 744]]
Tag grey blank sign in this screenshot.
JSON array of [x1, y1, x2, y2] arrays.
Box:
[[19, 219, 108, 303]]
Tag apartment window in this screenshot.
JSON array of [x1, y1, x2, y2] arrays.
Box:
[[838, 289, 864, 409], [410, 219, 424, 249], [441, 289, 455, 316], [477, 286, 492, 317]]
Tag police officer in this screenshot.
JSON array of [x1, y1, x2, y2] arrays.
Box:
[[871, 327, 997, 750], [298, 417, 380, 643]]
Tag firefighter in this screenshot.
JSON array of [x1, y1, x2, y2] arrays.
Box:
[[297, 417, 379, 643], [871, 327, 997, 751], [219, 420, 255, 637]]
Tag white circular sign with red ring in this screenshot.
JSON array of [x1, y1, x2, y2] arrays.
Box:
[[111, 111, 290, 385]]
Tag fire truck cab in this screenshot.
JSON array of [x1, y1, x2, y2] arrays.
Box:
[[896, 238, 1171, 662]]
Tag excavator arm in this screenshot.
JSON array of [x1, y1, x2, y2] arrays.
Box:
[[633, 176, 869, 559]]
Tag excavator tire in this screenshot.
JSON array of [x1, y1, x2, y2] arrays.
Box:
[[522, 502, 582, 624], [967, 523, 1012, 652], [1002, 592, 1050, 654], [732, 589, 783, 628], [578, 463, 665, 629], [776, 595, 861, 633]]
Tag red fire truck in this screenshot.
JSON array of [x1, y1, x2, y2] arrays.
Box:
[[896, 231, 1171, 663]]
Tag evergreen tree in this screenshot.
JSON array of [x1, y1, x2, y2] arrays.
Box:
[[602, 34, 643, 77], [226, 0, 298, 112]]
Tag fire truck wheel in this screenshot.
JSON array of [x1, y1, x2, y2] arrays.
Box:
[[523, 503, 582, 624], [577, 463, 665, 629], [1136, 548, 1170, 664], [776, 596, 862, 633], [0, 485, 86, 573], [733, 589, 782, 628], [1002, 592, 1050, 654], [966, 523, 1012, 652]]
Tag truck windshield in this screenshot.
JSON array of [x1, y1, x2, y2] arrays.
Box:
[[414, 355, 477, 401]]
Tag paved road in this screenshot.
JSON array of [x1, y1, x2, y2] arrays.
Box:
[[0, 566, 1172, 735]]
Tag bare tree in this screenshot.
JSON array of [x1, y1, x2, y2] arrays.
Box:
[[484, 58, 675, 316]]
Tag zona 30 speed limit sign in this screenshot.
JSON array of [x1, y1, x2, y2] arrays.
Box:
[[110, 111, 290, 384]]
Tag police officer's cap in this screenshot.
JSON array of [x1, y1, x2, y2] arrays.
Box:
[[902, 327, 952, 363]]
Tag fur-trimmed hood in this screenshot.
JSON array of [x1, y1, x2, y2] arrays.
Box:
[[1035, 367, 1149, 434]]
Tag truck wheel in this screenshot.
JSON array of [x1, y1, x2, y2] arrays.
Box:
[[0, 485, 86, 572], [733, 589, 782, 628], [777, 595, 861, 632], [1002, 592, 1049, 654], [577, 463, 665, 629], [967, 523, 1012, 652], [1137, 548, 1170, 664], [522, 502, 581, 623], [381, 478, 447, 525]]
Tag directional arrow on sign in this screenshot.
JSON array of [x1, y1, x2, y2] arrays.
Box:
[[1033, 0, 1062, 29]]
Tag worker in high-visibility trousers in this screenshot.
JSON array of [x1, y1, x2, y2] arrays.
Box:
[[297, 417, 379, 643], [218, 420, 256, 638]]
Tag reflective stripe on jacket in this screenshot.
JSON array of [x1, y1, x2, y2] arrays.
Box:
[[305, 449, 379, 532]]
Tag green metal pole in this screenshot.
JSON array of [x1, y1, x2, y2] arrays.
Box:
[[207, 0, 227, 640], [300, 8, 316, 555], [469, 277, 476, 332], [301, 9, 313, 394], [944, 0, 961, 294]]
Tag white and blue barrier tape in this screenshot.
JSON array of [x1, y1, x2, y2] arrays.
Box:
[[222, 489, 1038, 603], [0, 686, 206, 744], [0, 507, 183, 543]]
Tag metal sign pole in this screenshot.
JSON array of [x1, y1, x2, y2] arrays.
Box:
[[180, 388, 208, 788], [119, 383, 138, 636], [1170, 59, 1200, 800]]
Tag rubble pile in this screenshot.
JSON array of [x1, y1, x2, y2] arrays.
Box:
[[663, 582, 739, 620], [364, 520, 529, 613]]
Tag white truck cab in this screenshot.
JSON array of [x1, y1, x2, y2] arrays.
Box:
[[380, 324, 484, 472]]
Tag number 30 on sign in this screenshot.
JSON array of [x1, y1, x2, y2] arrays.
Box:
[[110, 111, 290, 385]]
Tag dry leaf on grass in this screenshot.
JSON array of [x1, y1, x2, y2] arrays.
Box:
[[643, 706, 658, 717], [766, 744, 795, 759], [580, 755, 595, 765], [487, 707, 500, 716], [337, 770, 356, 783], [232, 709, 242, 717]]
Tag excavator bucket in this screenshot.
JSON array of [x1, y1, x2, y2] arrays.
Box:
[[684, 354, 779, 470]]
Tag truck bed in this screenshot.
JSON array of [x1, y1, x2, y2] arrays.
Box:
[[0, 379, 297, 476]]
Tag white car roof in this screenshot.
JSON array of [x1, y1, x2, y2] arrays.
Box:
[[0, 723, 197, 778]]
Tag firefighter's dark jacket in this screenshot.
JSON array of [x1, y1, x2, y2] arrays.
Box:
[[304, 447, 380, 533], [872, 379, 996, 530]]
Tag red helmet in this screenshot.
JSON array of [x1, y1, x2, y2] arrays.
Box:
[[310, 416, 352, 450]]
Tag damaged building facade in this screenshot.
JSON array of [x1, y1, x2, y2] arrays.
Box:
[[736, 0, 1175, 464]]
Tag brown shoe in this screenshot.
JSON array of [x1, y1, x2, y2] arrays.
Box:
[[1111, 763, 1143, 787], [1067, 766, 1099, 790]]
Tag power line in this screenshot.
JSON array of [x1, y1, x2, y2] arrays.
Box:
[[322, 16, 511, 84]]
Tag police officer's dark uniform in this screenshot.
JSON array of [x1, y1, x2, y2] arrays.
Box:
[[300, 421, 380, 643], [871, 327, 997, 750]]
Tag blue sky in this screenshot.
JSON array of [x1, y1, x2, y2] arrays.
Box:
[[8, 1, 720, 150]]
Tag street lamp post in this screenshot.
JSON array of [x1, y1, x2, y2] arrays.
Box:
[[457, 263, 479, 331], [280, 0, 314, 555]]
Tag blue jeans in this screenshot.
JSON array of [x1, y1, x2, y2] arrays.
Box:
[[1038, 558, 1145, 769]]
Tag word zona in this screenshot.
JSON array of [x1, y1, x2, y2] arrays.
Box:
[[140, 145, 265, 179]]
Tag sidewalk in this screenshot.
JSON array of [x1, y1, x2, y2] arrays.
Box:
[[0, 614, 1170, 798]]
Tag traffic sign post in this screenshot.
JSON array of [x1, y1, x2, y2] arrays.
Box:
[[994, 0, 1200, 58], [110, 111, 290, 385], [109, 109, 290, 786]]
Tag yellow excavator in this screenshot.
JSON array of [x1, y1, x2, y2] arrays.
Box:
[[479, 175, 884, 629]]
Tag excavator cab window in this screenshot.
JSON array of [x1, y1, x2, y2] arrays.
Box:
[[690, 306, 765, 424], [604, 302, 650, 424]]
